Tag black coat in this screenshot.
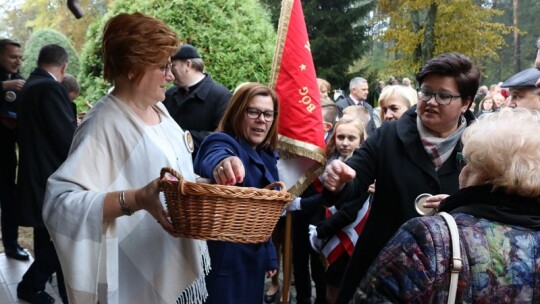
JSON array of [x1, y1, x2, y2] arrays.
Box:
[[324, 106, 475, 303], [0, 66, 24, 127], [163, 74, 231, 156], [17, 68, 76, 227]]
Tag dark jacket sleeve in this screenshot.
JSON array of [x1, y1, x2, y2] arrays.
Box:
[[322, 127, 381, 207]]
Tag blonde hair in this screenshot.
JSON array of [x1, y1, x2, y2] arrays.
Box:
[[462, 108, 540, 197], [378, 85, 417, 122], [325, 118, 365, 158], [342, 105, 370, 125]]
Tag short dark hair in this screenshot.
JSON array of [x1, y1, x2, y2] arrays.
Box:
[[37, 44, 68, 67], [0, 39, 21, 53], [416, 53, 480, 105]]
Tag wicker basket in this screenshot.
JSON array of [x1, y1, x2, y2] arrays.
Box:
[[159, 167, 292, 244]]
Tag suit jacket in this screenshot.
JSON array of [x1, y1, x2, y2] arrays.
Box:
[[163, 74, 231, 156], [335, 96, 376, 136], [325, 106, 475, 303], [17, 68, 76, 227]]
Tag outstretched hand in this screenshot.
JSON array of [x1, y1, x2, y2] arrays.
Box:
[[323, 159, 356, 192], [213, 156, 245, 185]]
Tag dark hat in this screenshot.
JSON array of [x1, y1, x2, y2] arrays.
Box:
[[501, 68, 540, 88], [171, 44, 201, 60]]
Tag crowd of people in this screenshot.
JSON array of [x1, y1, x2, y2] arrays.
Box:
[[1, 11, 540, 304]]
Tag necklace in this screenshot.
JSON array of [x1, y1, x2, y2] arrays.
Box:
[[148, 117, 182, 170]]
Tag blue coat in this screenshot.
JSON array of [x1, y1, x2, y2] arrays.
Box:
[[194, 132, 279, 304]]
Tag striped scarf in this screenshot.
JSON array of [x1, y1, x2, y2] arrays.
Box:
[[417, 116, 466, 171]]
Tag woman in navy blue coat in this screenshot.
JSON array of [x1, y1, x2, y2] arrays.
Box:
[[194, 82, 279, 303]]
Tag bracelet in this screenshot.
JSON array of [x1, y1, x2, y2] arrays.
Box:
[[119, 191, 133, 216]]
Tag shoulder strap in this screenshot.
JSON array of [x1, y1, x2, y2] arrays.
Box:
[[438, 211, 462, 304]]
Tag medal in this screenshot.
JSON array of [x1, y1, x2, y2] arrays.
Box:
[[5, 91, 16, 102], [184, 131, 194, 153]]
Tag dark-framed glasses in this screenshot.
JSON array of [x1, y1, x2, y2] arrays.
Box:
[[417, 88, 461, 105], [456, 152, 468, 170], [159, 62, 173, 74], [246, 107, 276, 122]]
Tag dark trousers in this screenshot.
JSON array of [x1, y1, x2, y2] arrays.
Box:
[[292, 213, 326, 304], [19, 226, 68, 303], [0, 124, 19, 249]]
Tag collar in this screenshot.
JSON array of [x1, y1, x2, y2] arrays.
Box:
[[439, 184, 540, 229], [182, 73, 206, 91], [348, 94, 362, 106], [47, 71, 58, 82], [177, 74, 208, 97]]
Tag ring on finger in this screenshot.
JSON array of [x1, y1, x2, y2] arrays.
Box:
[[219, 166, 224, 172]]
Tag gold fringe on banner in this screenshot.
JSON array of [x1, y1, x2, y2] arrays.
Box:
[[269, 0, 294, 89]]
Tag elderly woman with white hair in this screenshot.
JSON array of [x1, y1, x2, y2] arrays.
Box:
[[351, 108, 540, 303]]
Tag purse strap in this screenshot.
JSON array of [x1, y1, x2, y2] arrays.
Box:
[[438, 212, 462, 304]]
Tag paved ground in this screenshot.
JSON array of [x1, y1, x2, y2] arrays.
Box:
[[0, 252, 62, 304]]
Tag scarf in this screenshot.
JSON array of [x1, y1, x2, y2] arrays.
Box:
[[439, 184, 540, 229], [417, 115, 466, 171]]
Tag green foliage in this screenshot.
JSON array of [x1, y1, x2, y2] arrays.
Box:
[[20, 29, 81, 78], [78, 0, 276, 104], [0, 0, 108, 52], [261, 0, 376, 91], [377, 0, 511, 77], [481, 0, 540, 84]]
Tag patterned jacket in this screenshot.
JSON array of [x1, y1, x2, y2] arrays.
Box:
[[352, 185, 540, 303]]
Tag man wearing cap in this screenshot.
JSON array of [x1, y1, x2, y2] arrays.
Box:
[[501, 67, 540, 110], [0, 38, 29, 261], [164, 44, 232, 157]]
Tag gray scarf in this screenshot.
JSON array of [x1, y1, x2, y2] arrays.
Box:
[[417, 115, 466, 170]]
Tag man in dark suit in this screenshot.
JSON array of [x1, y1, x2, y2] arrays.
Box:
[[163, 44, 231, 157], [17, 44, 76, 304], [0, 38, 28, 261], [335, 77, 376, 136]]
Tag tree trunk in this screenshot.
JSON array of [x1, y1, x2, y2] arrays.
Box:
[[412, 10, 422, 63], [513, 0, 520, 73], [422, 3, 438, 63]]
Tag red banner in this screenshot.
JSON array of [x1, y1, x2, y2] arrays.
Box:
[[270, 0, 326, 196]]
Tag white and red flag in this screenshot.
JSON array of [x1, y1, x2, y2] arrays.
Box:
[[322, 199, 371, 264]]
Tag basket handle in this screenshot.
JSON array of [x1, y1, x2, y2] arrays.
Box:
[[264, 181, 288, 192], [159, 167, 186, 195]]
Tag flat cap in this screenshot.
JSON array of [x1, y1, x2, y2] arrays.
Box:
[[171, 44, 201, 60], [501, 68, 540, 88]]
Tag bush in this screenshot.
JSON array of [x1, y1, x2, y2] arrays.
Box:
[[78, 0, 276, 104], [20, 29, 80, 79]]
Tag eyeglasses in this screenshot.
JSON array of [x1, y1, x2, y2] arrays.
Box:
[[417, 88, 461, 105], [456, 152, 467, 170], [246, 107, 276, 122], [159, 62, 172, 75]]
